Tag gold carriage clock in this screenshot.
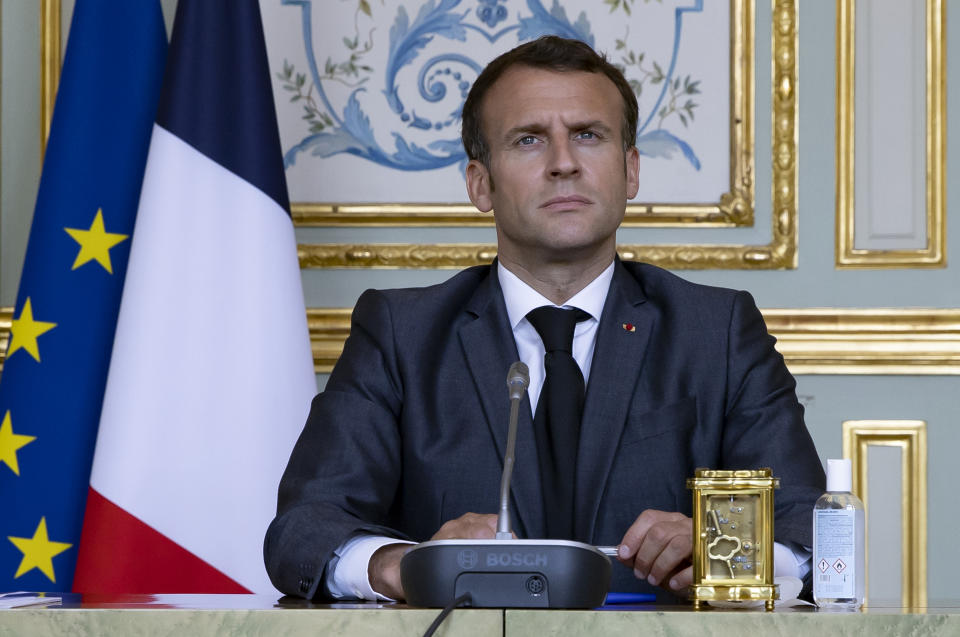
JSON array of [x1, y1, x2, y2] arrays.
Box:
[[687, 468, 779, 610]]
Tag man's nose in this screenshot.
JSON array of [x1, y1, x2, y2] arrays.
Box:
[[547, 138, 580, 178]]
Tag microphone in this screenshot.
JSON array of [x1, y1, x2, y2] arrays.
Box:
[[506, 361, 529, 400], [400, 361, 611, 608], [497, 362, 528, 539]]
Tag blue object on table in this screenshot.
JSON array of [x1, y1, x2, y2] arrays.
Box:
[[604, 592, 657, 605]]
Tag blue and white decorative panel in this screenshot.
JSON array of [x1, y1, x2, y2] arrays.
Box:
[[262, 0, 733, 212]]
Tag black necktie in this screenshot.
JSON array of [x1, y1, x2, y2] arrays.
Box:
[[526, 306, 591, 539]]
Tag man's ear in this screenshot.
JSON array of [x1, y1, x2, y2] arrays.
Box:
[[625, 146, 640, 200], [465, 159, 494, 212]]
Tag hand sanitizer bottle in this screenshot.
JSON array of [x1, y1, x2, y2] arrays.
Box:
[[813, 458, 865, 609]]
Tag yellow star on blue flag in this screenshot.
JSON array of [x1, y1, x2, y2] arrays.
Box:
[[64, 208, 129, 274], [7, 518, 72, 582], [7, 298, 57, 363], [0, 411, 36, 476]]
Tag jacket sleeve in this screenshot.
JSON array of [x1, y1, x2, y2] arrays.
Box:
[[721, 290, 826, 548], [263, 289, 410, 599]]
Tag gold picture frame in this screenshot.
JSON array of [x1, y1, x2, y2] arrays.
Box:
[[835, 0, 945, 269], [842, 420, 927, 608], [297, 0, 798, 270]]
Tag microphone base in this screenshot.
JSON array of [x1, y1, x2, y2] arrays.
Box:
[[400, 539, 611, 608]]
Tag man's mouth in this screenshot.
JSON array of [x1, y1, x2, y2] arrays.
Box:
[[540, 195, 592, 209]]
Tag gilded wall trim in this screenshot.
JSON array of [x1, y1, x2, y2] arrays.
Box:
[[835, 0, 946, 269], [763, 308, 960, 375], [293, 200, 752, 229], [842, 420, 927, 608], [6, 307, 959, 375], [40, 0, 62, 154], [306, 308, 354, 374], [296, 0, 797, 270], [293, 0, 754, 229]]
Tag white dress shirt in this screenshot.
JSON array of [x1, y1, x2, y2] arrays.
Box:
[[498, 260, 613, 413], [324, 261, 809, 599]]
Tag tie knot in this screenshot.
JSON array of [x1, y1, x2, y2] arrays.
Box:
[[526, 306, 591, 353]]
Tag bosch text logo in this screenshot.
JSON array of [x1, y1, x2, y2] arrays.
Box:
[[485, 552, 548, 568]]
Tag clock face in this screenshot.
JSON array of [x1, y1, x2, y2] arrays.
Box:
[[703, 493, 760, 581]]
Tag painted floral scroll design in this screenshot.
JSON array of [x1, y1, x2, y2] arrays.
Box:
[[277, 0, 705, 174]]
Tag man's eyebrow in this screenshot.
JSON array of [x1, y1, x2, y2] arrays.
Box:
[[501, 123, 548, 143], [501, 120, 614, 143], [570, 120, 614, 135]]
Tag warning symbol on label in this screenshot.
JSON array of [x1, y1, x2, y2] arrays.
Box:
[[818, 559, 829, 573], [833, 559, 847, 574]]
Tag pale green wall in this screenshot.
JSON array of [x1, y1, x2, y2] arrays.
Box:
[[1, 1, 956, 601], [1, 0, 42, 302]]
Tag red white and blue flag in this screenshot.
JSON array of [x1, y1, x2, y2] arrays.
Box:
[[72, 0, 316, 593]]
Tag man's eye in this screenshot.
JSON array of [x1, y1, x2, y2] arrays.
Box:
[[576, 131, 598, 140], [517, 135, 538, 145]]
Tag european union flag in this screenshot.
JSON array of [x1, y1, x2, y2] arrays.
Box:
[[0, 1, 166, 592]]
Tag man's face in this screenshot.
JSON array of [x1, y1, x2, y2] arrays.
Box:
[[465, 66, 639, 267]]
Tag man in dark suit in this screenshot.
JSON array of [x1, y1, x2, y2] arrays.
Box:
[[264, 36, 825, 602]]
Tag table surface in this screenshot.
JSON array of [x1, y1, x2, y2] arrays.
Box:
[[1, 594, 959, 637]]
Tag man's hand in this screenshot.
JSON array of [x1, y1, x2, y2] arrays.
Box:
[[617, 509, 693, 594], [368, 513, 500, 600], [430, 512, 500, 540], [368, 543, 411, 600]]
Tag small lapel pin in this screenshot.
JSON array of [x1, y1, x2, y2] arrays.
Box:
[[622, 322, 636, 332]]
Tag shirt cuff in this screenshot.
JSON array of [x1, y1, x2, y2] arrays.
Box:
[[325, 534, 416, 601], [774, 540, 812, 580]]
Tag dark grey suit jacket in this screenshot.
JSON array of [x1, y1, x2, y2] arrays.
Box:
[[264, 261, 825, 600]]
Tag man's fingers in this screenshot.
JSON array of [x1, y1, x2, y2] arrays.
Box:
[[667, 565, 694, 592], [430, 512, 498, 540], [636, 524, 692, 585], [617, 510, 690, 563], [617, 510, 655, 560], [617, 509, 693, 594]]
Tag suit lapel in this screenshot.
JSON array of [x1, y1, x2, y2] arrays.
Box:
[[459, 266, 545, 538], [574, 262, 653, 541]]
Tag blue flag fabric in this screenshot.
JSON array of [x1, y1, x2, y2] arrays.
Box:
[[0, 1, 166, 592]]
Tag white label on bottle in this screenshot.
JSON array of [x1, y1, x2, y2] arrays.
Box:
[[814, 509, 857, 598]]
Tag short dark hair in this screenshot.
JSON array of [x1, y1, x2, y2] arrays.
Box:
[[461, 36, 639, 167]]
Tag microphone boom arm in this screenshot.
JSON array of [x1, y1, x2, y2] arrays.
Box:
[[497, 361, 529, 540], [497, 396, 521, 539]]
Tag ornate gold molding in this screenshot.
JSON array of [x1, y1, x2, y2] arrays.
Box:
[[293, 0, 754, 229], [835, 0, 946, 268], [296, 242, 798, 271], [7, 307, 957, 375], [843, 420, 927, 608], [40, 0, 62, 154], [764, 308, 960, 375], [306, 308, 353, 373], [293, 200, 752, 228]]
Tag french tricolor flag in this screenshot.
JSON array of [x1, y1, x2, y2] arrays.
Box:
[[72, 0, 316, 593]]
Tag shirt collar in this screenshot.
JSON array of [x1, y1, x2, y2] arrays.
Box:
[[498, 260, 615, 330]]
